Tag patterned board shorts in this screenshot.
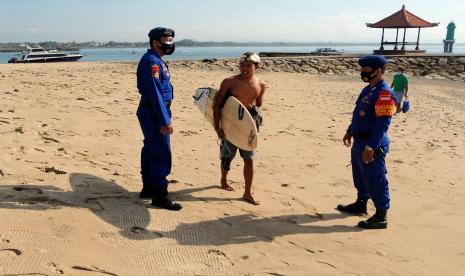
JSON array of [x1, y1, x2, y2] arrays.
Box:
[[220, 139, 254, 170]]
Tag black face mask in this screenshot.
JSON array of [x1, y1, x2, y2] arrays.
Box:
[[360, 69, 378, 82], [159, 43, 175, 55]]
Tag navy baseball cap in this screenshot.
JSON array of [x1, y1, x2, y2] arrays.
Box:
[[148, 27, 175, 39], [358, 55, 388, 69]]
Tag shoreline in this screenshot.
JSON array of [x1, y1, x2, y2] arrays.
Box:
[[166, 55, 465, 81], [3, 54, 465, 81]]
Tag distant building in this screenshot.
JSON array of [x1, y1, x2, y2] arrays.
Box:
[[443, 22, 456, 53], [366, 5, 439, 55]]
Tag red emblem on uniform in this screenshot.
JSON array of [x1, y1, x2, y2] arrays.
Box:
[[374, 90, 396, 117], [152, 65, 160, 79]]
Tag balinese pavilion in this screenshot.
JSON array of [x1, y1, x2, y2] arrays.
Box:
[[367, 5, 439, 55]]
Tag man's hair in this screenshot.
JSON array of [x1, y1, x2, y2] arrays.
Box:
[[240, 52, 261, 65], [149, 38, 163, 48], [380, 65, 386, 74]]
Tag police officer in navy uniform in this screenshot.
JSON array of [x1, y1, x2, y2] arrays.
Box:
[[136, 27, 182, 211], [338, 55, 397, 229]]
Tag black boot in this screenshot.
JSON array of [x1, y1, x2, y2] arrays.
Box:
[[140, 187, 154, 199], [358, 209, 387, 229], [337, 198, 368, 214], [139, 176, 154, 199], [151, 187, 182, 211]]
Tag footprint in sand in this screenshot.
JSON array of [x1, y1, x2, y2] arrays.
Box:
[[41, 134, 60, 143], [0, 248, 22, 258], [84, 198, 105, 212], [207, 249, 233, 266], [38, 166, 67, 175], [0, 118, 11, 124], [316, 260, 337, 269], [129, 226, 163, 238], [103, 129, 121, 137], [14, 127, 24, 134], [48, 262, 65, 274], [13, 186, 43, 194], [71, 266, 118, 276], [179, 130, 198, 136]]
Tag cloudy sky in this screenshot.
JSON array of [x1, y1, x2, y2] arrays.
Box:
[[1, 0, 464, 43]]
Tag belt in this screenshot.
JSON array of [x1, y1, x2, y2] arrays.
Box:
[[139, 100, 171, 109], [352, 132, 371, 140]]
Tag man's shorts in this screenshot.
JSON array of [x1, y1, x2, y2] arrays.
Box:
[[395, 91, 405, 103], [220, 139, 254, 170]]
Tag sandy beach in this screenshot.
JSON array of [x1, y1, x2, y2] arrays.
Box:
[[1, 61, 465, 275]]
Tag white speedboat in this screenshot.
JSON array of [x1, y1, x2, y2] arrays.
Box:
[[313, 48, 346, 55], [8, 45, 83, 63]]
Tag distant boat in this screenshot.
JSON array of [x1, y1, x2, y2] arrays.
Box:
[[312, 48, 346, 55], [259, 47, 346, 58], [8, 44, 83, 63]]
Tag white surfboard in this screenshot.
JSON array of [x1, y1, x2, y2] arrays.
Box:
[[193, 87, 258, 151]]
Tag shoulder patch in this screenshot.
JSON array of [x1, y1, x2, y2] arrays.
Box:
[[375, 90, 396, 117], [152, 65, 160, 79]]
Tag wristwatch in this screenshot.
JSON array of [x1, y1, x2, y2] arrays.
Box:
[[364, 145, 373, 151]]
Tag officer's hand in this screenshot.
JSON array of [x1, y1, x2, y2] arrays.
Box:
[[216, 128, 225, 140], [160, 124, 173, 135], [343, 132, 352, 147], [362, 148, 375, 164]]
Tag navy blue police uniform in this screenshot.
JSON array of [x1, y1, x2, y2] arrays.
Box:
[[338, 55, 397, 229], [136, 27, 181, 210]]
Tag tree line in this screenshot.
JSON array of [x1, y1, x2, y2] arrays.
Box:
[[0, 39, 380, 52]]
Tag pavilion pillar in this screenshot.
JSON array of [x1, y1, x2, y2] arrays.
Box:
[[380, 28, 385, 50], [416, 27, 421, 50], [394, 28, 399, 50], [402, 28, 406, 50]]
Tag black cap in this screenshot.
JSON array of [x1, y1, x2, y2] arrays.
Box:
[[148, 27, 175, 40]]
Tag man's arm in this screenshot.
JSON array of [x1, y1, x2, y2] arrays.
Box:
[[141, 60, 171, 127], [213, 78, 232, 136], [256, 81, 266, 108], [367, 90, 396, 150]]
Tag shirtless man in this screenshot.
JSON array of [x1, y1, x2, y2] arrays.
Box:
[[213, 52, 266, 205]]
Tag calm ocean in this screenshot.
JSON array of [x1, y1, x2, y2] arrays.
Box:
[[1, 45, 465, 64]]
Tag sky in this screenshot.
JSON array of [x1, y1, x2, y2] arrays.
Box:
[[1, 0, 464, 43]]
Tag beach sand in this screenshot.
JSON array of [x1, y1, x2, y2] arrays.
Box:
[[0, 62, 464, 275]]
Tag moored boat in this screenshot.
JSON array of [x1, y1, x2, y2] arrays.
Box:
[[8, 44, 83, 63]]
